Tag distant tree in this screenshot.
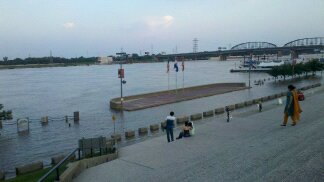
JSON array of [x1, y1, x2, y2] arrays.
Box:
[[278, 64, 292, 80], [305, 59, 322, 75], [267, 66, 280, 81], [293, 63, 304, 78]]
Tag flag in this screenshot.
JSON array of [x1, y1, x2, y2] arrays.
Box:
[[167, 60, 170, 73], [174, 60, 179, 72], [181, 59, 184, 71]]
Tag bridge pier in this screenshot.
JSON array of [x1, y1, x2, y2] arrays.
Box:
[[219, 55, 227, 61], [290, 50, 298, 59], [277, 51, 283, 59]]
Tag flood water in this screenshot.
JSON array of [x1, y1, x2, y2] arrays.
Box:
[[0, 60, 322, 175]]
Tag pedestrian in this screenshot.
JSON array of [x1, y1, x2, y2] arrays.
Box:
[[225, 106, 230, 122], [258, 101, 262, 112], [281, 85, 302, 126], [176, 121, 193, 140], [165, 111, 176, 142]]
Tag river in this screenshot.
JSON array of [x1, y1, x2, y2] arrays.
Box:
[[0, 60, 322, 175]]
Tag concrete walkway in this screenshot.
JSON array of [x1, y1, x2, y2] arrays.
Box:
[[74, 87, 324, 182]]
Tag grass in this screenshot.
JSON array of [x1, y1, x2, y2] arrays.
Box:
[[4, 163, 68, 182]]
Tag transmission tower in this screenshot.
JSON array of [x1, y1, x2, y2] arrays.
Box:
[[193, 38, 198, 53]]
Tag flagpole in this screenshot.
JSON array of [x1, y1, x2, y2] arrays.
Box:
[[168, 72, 170, 90], [182, 70, 184, 91], [182, 59, 184, 91], [176, 71, 178, 94]]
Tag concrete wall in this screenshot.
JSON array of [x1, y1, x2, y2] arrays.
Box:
[[15, 161, 43, 175], [60, 153, 118, 182]]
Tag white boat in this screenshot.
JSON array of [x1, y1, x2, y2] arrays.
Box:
[[257, 60, 285, 68]]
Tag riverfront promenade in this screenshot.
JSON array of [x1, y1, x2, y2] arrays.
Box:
[[75, 87, 324, 182], [110, 83, 247, 111]]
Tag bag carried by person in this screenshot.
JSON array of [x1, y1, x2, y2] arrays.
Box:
[[297, 90, 305, 101]]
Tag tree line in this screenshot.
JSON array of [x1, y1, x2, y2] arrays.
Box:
[[267, 59, 324, 80], [0, 56, 98, 65]]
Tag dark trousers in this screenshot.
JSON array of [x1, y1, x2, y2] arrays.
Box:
[[166, 128, 174, 142], [177, 131, 190, 139]]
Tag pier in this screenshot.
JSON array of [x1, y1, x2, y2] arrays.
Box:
[[110, 83, 247, 111]]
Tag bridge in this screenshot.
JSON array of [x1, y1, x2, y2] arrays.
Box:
[[156, 37, 324, 61]]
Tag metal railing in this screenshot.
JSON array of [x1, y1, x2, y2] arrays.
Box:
[[38, 148, 80, 182], [38, 146, 116, 182]]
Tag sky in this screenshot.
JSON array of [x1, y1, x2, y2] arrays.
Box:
[[0, 0, 323, 59]]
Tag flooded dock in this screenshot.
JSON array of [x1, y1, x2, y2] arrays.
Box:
[[110, 83, 248, 111]]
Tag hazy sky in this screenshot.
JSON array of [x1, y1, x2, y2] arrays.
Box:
[[0, 0, 323, 59]]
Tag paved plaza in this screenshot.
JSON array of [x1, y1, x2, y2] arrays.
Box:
[[75, 87, 324, 182], [110, 83, 247, 111]]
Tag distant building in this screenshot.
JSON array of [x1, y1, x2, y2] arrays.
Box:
[[98, 56, 113, 64]]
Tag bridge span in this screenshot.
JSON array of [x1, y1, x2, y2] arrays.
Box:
[[156, 37, 324, 61]]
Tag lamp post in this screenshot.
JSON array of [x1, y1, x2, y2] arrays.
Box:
[[118, 63, 126, 109], [248, 58, 253, 88]]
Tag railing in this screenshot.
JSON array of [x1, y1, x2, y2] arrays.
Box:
[[38, 148, 80, 182], [37, 146, 115, 182]]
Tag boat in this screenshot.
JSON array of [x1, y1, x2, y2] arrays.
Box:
[[257, 60, 285, 68]]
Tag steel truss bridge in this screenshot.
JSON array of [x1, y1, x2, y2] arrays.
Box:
[[156, 37, 324, 60]]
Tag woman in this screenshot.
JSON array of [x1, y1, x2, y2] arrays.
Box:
[[176, 121, 193, 139], [281, 85, 302, 126]]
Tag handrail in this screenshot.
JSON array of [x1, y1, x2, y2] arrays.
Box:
[[38, 148, 79, 182]]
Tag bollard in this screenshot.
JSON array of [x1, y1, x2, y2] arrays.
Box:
[[190, 113, 202, 121], [176, 116, 189, 124], [138, 127, 148, 136], [74, 111, 79, 122], [203, 110, 214, 118], [226, 105, 235, 111], [41, 116, 48, 125], [215, 108, 225, 115], [234, 103, 245, 109], [160, 122, 166, 131], [150, 124, 159, 133], [125, 130, 135, 140], [111, 134, 122, 142]]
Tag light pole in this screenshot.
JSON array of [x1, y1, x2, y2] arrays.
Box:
[[248, 56, 253, 89], [118, 63, 126, 109]]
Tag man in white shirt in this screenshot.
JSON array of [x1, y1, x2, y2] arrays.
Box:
[[165, 111, 176, 142]]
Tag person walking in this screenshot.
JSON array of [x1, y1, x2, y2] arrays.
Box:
[[166, 111, 176, 142], [281, 85, 302, 126]]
